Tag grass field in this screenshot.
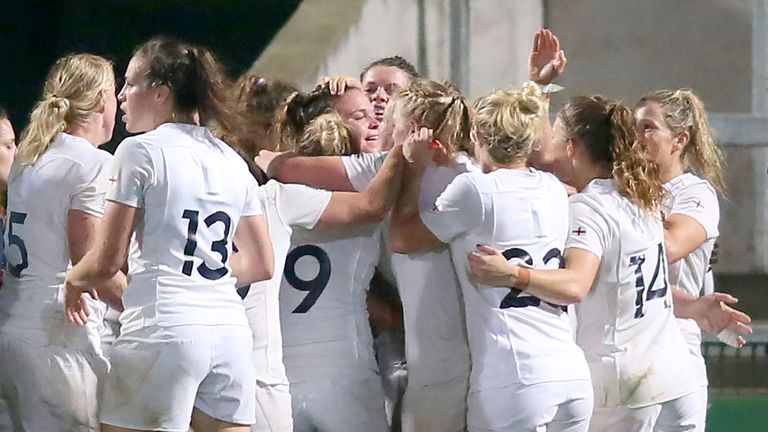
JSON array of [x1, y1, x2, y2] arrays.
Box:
[[709, 393, 768, 432]]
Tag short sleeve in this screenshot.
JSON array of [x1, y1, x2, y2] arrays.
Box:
[[70, 153, 112, 218], [565, 197, 611, 259], [668, 181, 719, 238], [421, 173, 483, 243], [278, 182, 332, 229], [342, 151, 387, 192], [241, 172, 264, 217], [107, 138, 154, 208]]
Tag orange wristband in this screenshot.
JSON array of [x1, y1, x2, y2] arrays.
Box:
[[516, 267, 531, 290]]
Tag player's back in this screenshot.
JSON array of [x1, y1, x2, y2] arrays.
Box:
[[570, 179, 696, 408], [116, 123, 256, 331], [279, 221, 380, 381], [441, 169, 590, 389], [1, 133, 110, 343], [246, 180, 331, 385]]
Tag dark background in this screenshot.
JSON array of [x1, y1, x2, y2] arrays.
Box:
[[1, 0, 301, 150]]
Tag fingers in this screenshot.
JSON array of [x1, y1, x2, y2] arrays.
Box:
[[713, 292, 738, 304], [726, 306, 752, 325], [475, 244, 499, 256], [532, 30, 542, 51]]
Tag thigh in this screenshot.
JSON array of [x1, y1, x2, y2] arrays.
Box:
[[654, 390, 703, 432], [590, 404, 660, 432], [0, 334, 103, 432], [252, 383, 293, 432], [100, 326, 212, 432], [196, 325, 257, 426], [402, 373, 468, 432]]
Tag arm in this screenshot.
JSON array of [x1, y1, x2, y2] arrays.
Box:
[[528, 28, 567, 85], [389, 128, 443, 254], [316, 145, 405, 227], [67, 209, 126, 311], [663, 213, 708, 264], [255, 150, 356, 192], [229, 214, 274, 286], [468, 245, 598, 305], [65, 201, 138, 325]]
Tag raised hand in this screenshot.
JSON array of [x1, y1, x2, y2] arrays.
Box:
[[529, 29, 567, 85], [320, 74, 363, 95]]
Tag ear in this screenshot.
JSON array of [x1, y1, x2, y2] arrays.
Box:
[[154, 84, 171, 104], [566, 137, 575, 158], [95, 90, 108, 114], [674, 130, 690, 152]]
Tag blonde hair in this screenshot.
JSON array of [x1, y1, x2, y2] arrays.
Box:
[[294, 112, 355, 156], [473, 81, 545, 165], [271, 85, 335, 152], [559, 96, 665, 213], [636, 89, 726, 195], [16, 54, 114, 169], [396, 78, 473, 159]]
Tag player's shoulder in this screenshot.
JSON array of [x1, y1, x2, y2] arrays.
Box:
[[666, 172, 717, 199]]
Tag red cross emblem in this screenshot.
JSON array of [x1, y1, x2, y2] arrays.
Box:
[[694, 200, 703, 208], [572, 227, 586, 236], [108, 176, 118, 184]]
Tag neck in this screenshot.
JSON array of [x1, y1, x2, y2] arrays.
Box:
[[572, 163, 612, 192], [659, 160, 685, 184], [491, 160, 529, 173], [66, 120, 102, 148]]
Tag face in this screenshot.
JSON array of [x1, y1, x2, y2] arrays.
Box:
[[117, 56, 162, 133], [362, 66, 411, 122], [376, 100, 397, 151], [635, 101, 680, 170], [0, 118, 16, 188], [333, 88, 379, 153], [549, 118, 577, 185]]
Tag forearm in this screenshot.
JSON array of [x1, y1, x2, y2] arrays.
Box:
[[389, 165, 428, 253], [270, 153, 355, 191], [94, 272, 127, 311], [671, 286, 698, 319], [522, 267, 591, 305], [361, 145, 405, 218], [68, 250, 122, 294]]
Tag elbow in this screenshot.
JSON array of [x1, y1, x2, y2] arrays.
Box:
[[362, 199, 389, 224], [559, 282, 589, 305], [388, 232, 412, 254]]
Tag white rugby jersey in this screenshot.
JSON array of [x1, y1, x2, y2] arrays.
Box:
[[109, 123, 262, 331], [279, 220, 381, 382], [1, 133, 110, 348], [567, 179, 697, 408], [243, 180, 331, 385], [422, 168, 590, 390], [343, 151, 476, 386], [663, 172, 719, 388]]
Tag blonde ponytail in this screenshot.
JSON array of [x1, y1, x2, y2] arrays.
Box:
[[396, 78, 473, 159], [474, 81, 545, 165], [16, 54, 114, 170], [295, 112, 355, 156]]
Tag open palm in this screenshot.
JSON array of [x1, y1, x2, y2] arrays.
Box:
[[529, 29, 567, 85]]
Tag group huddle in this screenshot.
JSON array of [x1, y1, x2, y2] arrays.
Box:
[[0, 29, 753, 432]]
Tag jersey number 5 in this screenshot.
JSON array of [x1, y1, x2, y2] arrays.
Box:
[[6, 212, 29, 277], [629, 242, 669, 318], [181, 209, 232, 280], [284, 244, 331, 313]]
